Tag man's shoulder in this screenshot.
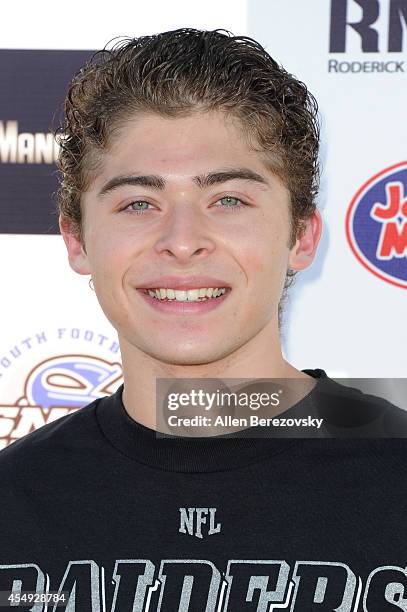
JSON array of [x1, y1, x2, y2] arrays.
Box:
[[0, 395, 104, 470], [314, 376, 407, 436]]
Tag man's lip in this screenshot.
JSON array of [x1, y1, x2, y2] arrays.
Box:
[[136, 276, 232, 290]]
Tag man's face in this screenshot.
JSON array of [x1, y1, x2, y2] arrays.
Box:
[[61, 110, 317, 366]]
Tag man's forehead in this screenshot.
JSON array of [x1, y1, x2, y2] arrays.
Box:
[[106, 109, 257, 158], [87, 112, 285, 194]]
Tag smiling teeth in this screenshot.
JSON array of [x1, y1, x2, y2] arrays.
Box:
[[147, 288, 227, 301]]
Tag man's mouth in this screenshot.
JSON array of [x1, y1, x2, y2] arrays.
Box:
[[139, 287, 231, 302], [136, 286, 232, 314]]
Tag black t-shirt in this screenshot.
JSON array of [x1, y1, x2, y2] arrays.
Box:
[[0, 368, 407, 610]]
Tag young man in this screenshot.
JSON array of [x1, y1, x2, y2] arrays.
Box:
[[0, 28, 406, 611]]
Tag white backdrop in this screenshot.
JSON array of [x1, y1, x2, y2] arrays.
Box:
[[247, 0, 406, 378], [0, 0, 405, 448]]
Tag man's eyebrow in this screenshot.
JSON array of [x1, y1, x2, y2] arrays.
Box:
[[97, 167, 270, 198]]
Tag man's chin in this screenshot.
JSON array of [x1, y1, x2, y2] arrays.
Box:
[[143, 347, 229, 368], [135, 343, 233, 367]]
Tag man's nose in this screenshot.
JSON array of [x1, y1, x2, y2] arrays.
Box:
[[152, 201, 216, 262]]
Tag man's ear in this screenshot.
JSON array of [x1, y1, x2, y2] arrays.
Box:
[[288, 209, 323, 271], [59, 215, 91, 275]]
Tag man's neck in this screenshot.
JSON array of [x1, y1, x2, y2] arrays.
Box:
[[119, 329, 315, 432]]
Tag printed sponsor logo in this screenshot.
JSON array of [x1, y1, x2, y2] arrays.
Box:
[[328, 0, 406, 73], [0, 120, 60, 164], [345, 161, 407, 288], [0, 49, 93, 234], [0, 349, 123, 449]]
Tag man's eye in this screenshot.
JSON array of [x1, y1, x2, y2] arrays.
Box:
[[123, 196, 247, 214], [216, 196, 246, 211], [123, 201, 152, 214]]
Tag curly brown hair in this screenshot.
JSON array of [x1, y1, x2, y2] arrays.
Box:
[[54, 28, 320, 330]]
